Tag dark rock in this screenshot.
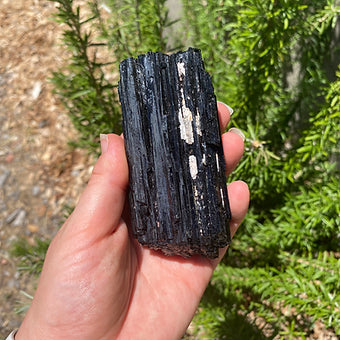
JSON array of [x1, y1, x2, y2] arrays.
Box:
[[119, 48, 231, 258], [6, 209, 21, 224], [12, 209, 27, 227]]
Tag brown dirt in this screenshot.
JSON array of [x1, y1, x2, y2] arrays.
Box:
[[0, 1, 94, 337]]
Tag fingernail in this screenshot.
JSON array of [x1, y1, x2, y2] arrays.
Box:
[[100, 134, 108, 154], [217, 101, 234, 115], [228, 128, 245, 141]]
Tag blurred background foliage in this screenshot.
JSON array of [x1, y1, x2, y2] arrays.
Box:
[[16, 0, 340, 338]]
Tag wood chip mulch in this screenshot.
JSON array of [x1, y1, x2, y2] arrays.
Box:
[[0, 1, 94, 336]]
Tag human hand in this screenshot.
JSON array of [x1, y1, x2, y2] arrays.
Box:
[[16, 102, 249, 340]]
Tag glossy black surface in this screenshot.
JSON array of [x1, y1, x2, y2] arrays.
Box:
[[119, 48, 231, 258]]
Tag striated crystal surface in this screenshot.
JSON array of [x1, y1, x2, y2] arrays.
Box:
[[118, 48, 231, 258]]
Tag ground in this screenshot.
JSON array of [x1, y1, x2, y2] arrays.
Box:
[[0, 1, 93, 337]]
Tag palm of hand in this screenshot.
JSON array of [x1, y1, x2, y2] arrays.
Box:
[[29, 215, 220, 340], [16, 104, 249, 340]]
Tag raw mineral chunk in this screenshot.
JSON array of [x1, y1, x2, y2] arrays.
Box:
[[118, 48, 231, 258]]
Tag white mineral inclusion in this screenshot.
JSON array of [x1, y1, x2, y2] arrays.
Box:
[[216, 153, 220, 172], [177, 62, 194, 144], [202, 153, 206, 165], [195, 108, 202, 136], [189, 155, 198, 180], [220, 188, 225, 208], [177, 61, 186, 77]]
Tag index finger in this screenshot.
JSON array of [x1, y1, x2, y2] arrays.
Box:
[[217, 101, 233, 132]]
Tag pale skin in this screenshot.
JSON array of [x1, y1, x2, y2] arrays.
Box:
[[16, 102, 250, 340]]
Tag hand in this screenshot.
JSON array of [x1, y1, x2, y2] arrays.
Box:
[[16, 102, 249, 340]]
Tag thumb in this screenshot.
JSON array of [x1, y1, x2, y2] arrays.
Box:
[[65, 134, 129, 239]]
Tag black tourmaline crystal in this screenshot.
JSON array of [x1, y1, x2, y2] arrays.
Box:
[[118, 48, 231, 258]]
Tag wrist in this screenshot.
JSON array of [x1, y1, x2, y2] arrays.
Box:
[[14, 315, 43, 340]]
